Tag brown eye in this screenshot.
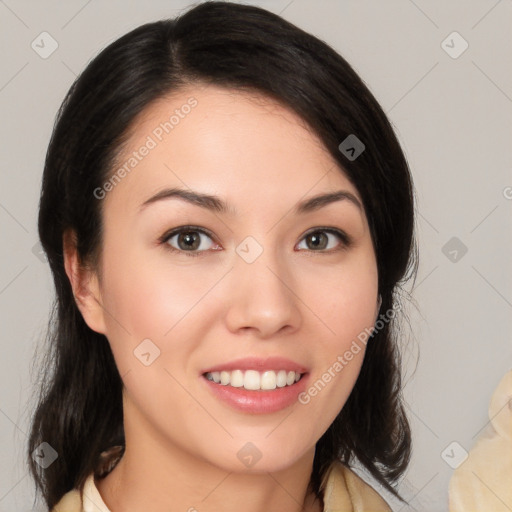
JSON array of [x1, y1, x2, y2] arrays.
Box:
[[162, 227, 217, 254], [176, 231, 201, 250], [297, 229, 350, 252], [305, 232, 329, 250]]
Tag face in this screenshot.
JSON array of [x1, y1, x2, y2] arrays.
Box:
[[82, 84, 379, 474]]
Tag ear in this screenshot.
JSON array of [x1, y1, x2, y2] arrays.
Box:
[[63, 229, 107, 334]]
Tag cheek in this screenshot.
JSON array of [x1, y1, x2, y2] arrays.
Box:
[[97, 250, 213, 422], [302, 252, 378, 345], [100, 242, 209, 334], [295, 252, 377, 422], [98, 242, 228, 379]]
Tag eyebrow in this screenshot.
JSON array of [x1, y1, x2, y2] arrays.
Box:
[[139, 187, 362, 215]]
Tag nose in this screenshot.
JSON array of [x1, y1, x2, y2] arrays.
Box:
[[224, 247, 302, 339]]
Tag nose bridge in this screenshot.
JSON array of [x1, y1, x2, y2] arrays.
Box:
[[224, 235, 301, 336]]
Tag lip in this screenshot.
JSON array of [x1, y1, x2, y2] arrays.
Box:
[[201, 373, 309, 414], [201, 356, 309, 374]]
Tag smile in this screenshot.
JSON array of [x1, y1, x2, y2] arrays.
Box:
[[204, 369, 303, 390]]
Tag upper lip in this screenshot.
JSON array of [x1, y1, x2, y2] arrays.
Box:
[[201, 357, 308, 374]]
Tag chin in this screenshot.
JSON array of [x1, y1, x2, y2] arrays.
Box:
[[204, 439, 314, 475]]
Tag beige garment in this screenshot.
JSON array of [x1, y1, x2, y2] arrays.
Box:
[[52, 459, 391, 512], [449, 370, 512, 511], [52, 471, 109, 512]]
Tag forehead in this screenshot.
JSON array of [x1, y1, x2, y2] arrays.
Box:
[[104, 84, 361, 213]]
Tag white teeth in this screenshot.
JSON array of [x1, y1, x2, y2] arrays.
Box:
[[205, 369, 303, 390], [276, 370, 287, 388], [261, 371, 276, 390], [230, 369, 244, 387], [244, 370, 260, 390]]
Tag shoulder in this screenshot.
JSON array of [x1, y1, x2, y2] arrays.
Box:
[[51, 446, 122, 512], [50, 489, 82, 512], [51, 460, 391, 512], [321, 460, 392, 511], [50, 473, 105, 512], [51, 471, 112, 512]]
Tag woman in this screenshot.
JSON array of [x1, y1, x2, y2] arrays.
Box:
[[28, 2, 417, 510]]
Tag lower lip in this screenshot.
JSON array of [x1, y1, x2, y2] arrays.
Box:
[[202, 374, 309, 414]]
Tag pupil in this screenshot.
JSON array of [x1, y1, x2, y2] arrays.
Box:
[[180, 232, 199, 250], [309, 232, 326, 249]]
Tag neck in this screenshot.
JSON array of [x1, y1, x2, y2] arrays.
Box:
[[96, 400, 323, 512]]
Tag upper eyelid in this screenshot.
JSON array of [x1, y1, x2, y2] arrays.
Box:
[[159, 225, 216, 242]]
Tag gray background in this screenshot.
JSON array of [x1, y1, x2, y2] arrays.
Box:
[[1, 0, 511, 510]]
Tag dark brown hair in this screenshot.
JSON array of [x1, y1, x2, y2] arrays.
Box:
[[29, 1, 417, 509]]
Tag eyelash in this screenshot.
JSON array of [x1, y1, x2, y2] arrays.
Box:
[[158, 225, 352, 258]]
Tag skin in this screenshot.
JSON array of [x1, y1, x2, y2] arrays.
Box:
[[64, 84, 379, 512]]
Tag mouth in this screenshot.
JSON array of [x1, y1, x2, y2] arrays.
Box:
[[203, 369, 304, 391], [200, 357, 309, 414]]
